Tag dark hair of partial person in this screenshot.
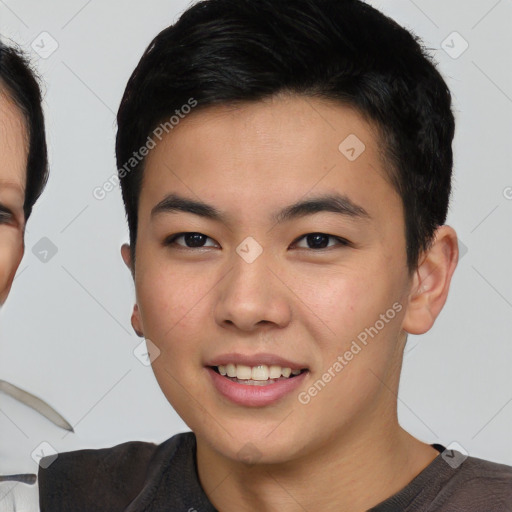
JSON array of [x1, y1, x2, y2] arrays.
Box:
[[116, 0, 455, 275], [0, 39, 48, 221]]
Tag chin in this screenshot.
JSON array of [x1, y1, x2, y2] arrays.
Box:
[[197, 424, 306, 466]]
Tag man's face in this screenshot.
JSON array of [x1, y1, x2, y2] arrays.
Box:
[[0, 91, 26, 306], [128, 95, 415, 464]]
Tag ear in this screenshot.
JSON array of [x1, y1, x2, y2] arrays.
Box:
[[121, 243, 133, 272], [402, 225, 459, 335], [130, 304, 144, 337], [120, 243, 144, 337]]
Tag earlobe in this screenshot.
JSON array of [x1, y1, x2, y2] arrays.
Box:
[[121, 243, 132, 270], [131, 304, 144, 337], [402, 225, 459, 335], [121, 243, 143, 336]]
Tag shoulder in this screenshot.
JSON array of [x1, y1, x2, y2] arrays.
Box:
[[435, 455, 512, 510], [454, 454, 512, 485], [38, 432, 193, 512]]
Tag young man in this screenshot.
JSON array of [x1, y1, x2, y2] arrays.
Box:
[[39, 0, 512, 510]]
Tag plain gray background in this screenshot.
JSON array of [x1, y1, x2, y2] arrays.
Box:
[[0, 0, 511, 474]]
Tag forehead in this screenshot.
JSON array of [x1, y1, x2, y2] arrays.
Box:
[[0, 89, 28, 195], [140, 94, 400, 227]]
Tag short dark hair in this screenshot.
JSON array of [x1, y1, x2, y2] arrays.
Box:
[[116, 0, 455, 274], [0, 39, 48, 221]]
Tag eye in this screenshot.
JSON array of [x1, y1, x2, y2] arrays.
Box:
[[292, 232, 351, 250], [0, 205, 13, 224], [164, 232, 219, 249], [163, 231, 351, 251]]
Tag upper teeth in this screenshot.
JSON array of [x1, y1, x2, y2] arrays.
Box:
[[217, 364, 302, 381]]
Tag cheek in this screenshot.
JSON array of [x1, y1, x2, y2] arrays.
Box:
[[300, 277, 362, 344], [294, 267, 388, 342], [299, 263, 406, 376], [0, 230, 23, 303], [135, 260, 213, 351]]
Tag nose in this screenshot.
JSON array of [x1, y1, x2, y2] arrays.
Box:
[[214, 249, 292, 333]]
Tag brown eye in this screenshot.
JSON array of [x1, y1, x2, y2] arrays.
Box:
[[293, 233, 350, 250], [165, 232, 218, 249]]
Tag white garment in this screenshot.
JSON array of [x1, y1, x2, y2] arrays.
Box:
[[0, 388, 76, 474], [0, 384, 74, 512], [0, 480, 39, 512]]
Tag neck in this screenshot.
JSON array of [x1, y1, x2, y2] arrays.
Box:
[[197, 407, 439, 512]]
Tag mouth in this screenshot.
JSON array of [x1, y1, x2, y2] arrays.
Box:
[[210, 364, 308, 386], [206, 361, 309, 407]]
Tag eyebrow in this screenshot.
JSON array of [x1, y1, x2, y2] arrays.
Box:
[[151, 192, 371, 225], [0, 180, 24, 193]]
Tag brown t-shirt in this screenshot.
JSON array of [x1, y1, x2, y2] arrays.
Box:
[[38, 432, 512, 511], [370, 443, 512, 511]]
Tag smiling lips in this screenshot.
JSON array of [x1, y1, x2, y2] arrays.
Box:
[[206, 357, 309, 406], [215, 363, 303, 382]]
